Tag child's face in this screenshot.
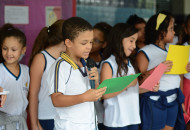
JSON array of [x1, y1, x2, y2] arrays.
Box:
[[122, 33, 138, 57], [164, 18, 175, 43], [135, 23, 145, 43], [2, 36, 26, 65], [70, 30, 93, 59], [91, 29, 105, 53]]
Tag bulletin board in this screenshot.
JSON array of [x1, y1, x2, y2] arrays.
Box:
[[0, 0, 76, 65]]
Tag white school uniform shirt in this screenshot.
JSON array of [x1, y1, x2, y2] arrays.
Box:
[[102, 55, 141, 127], [48, 53, 96, 130], [139, 44, 180, 102], [183, 42, 190, 80], [38, 50, 56, 119], [0, 63, 30, 116]]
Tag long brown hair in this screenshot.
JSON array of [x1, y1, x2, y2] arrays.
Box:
[[28, 19, 64, 66], [104, 23, 138, 77]]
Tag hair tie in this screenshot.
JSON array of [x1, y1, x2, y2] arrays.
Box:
[[47, 26, 51, 32], [8, 28, 13, 31], [156, 13, 167, 30]]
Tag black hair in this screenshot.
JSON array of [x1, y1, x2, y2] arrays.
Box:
[[29, 19, 64, 66], [104, 23, 138, 77], [184, 14, 190, 43], [185, 15, 190, 28], [126, 14, 146, 26], [145, 12, 173, 45], [93, 22, 112, 42], [62, 17, 92, 42], [0, 24, 26, 63]]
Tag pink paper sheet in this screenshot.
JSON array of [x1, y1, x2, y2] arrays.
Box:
[[139, 63, 167, 91]]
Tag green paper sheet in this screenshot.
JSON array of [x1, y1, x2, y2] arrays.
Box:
[[97, 73, 141, 95]]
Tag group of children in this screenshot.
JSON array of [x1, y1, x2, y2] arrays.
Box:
[[0, 12, 190, 130]]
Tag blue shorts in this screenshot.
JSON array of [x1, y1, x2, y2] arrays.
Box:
[[104, 124, 139, 130], [39, 119, 54, 130], [98, 123, 105, 130], [150, 99, 178, 129]]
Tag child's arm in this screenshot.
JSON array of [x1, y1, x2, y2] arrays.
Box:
[[136, 52, 170, 93], [136, 51, 152, 93], [28, 54, 45, 130], [180, 74, 187, 114], [0, 87, 6, 107], [100, 63, 128, 99], [51, 87, 106, 107], [180, 75, 184, 93], [186, 62, 190, 72]]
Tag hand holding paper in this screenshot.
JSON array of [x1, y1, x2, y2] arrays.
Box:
[[128, 78, 138, 88], [162, 60, 173, 73], [186, 62, 190, 72], [0, 87, 8, 107], [83, 87, 106, 102], [97, 73, 141, 95], [139, 63, 167, 91]]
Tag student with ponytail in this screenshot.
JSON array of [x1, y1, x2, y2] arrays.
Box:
[[29, 19, 66, 130]]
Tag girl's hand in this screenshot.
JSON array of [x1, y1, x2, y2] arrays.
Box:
[[162, 60, 173, 72], [0, 87, 6, 107], [186, 62, 190, 72], [87, 67, 99, 86], [138, 72, 150, 85], [128, 78, 137, 88], [83, 87, 107, 102], [153, 82, 160, 92]]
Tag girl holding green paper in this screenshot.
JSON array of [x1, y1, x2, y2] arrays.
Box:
[[100, 23, 147, 130]]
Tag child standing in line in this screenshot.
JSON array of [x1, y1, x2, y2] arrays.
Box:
[[100, 23, 142, 130], [126, 14, 146, 53], [136, 13, 186, 130], [181, 14, 190, 126], [0, 25, 29, 129], [28, 19, 65, 130], [47, 17, 106, 130], [89, 22, 112, 130], [90, 22, 112, 69]]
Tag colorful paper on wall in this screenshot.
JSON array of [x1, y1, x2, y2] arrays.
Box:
[[139, 63, 167, 91], [166, 45, 190, 74], [97, 73, 141, 95], [46, 6, 62, 26]]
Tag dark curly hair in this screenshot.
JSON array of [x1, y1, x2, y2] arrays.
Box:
[[126, 14, 146, 26], [145, 12, 173, 45]]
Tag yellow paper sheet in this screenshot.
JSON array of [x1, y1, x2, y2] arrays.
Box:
[[166, 45, 190, 74]]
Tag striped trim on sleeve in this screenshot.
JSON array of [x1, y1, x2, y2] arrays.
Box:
[[54, 58, 64, 93]]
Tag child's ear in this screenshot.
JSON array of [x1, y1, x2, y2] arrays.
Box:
[[22, 46, 26, 54], [102, 42, 107, 49], [64, 39, 72, 48]]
